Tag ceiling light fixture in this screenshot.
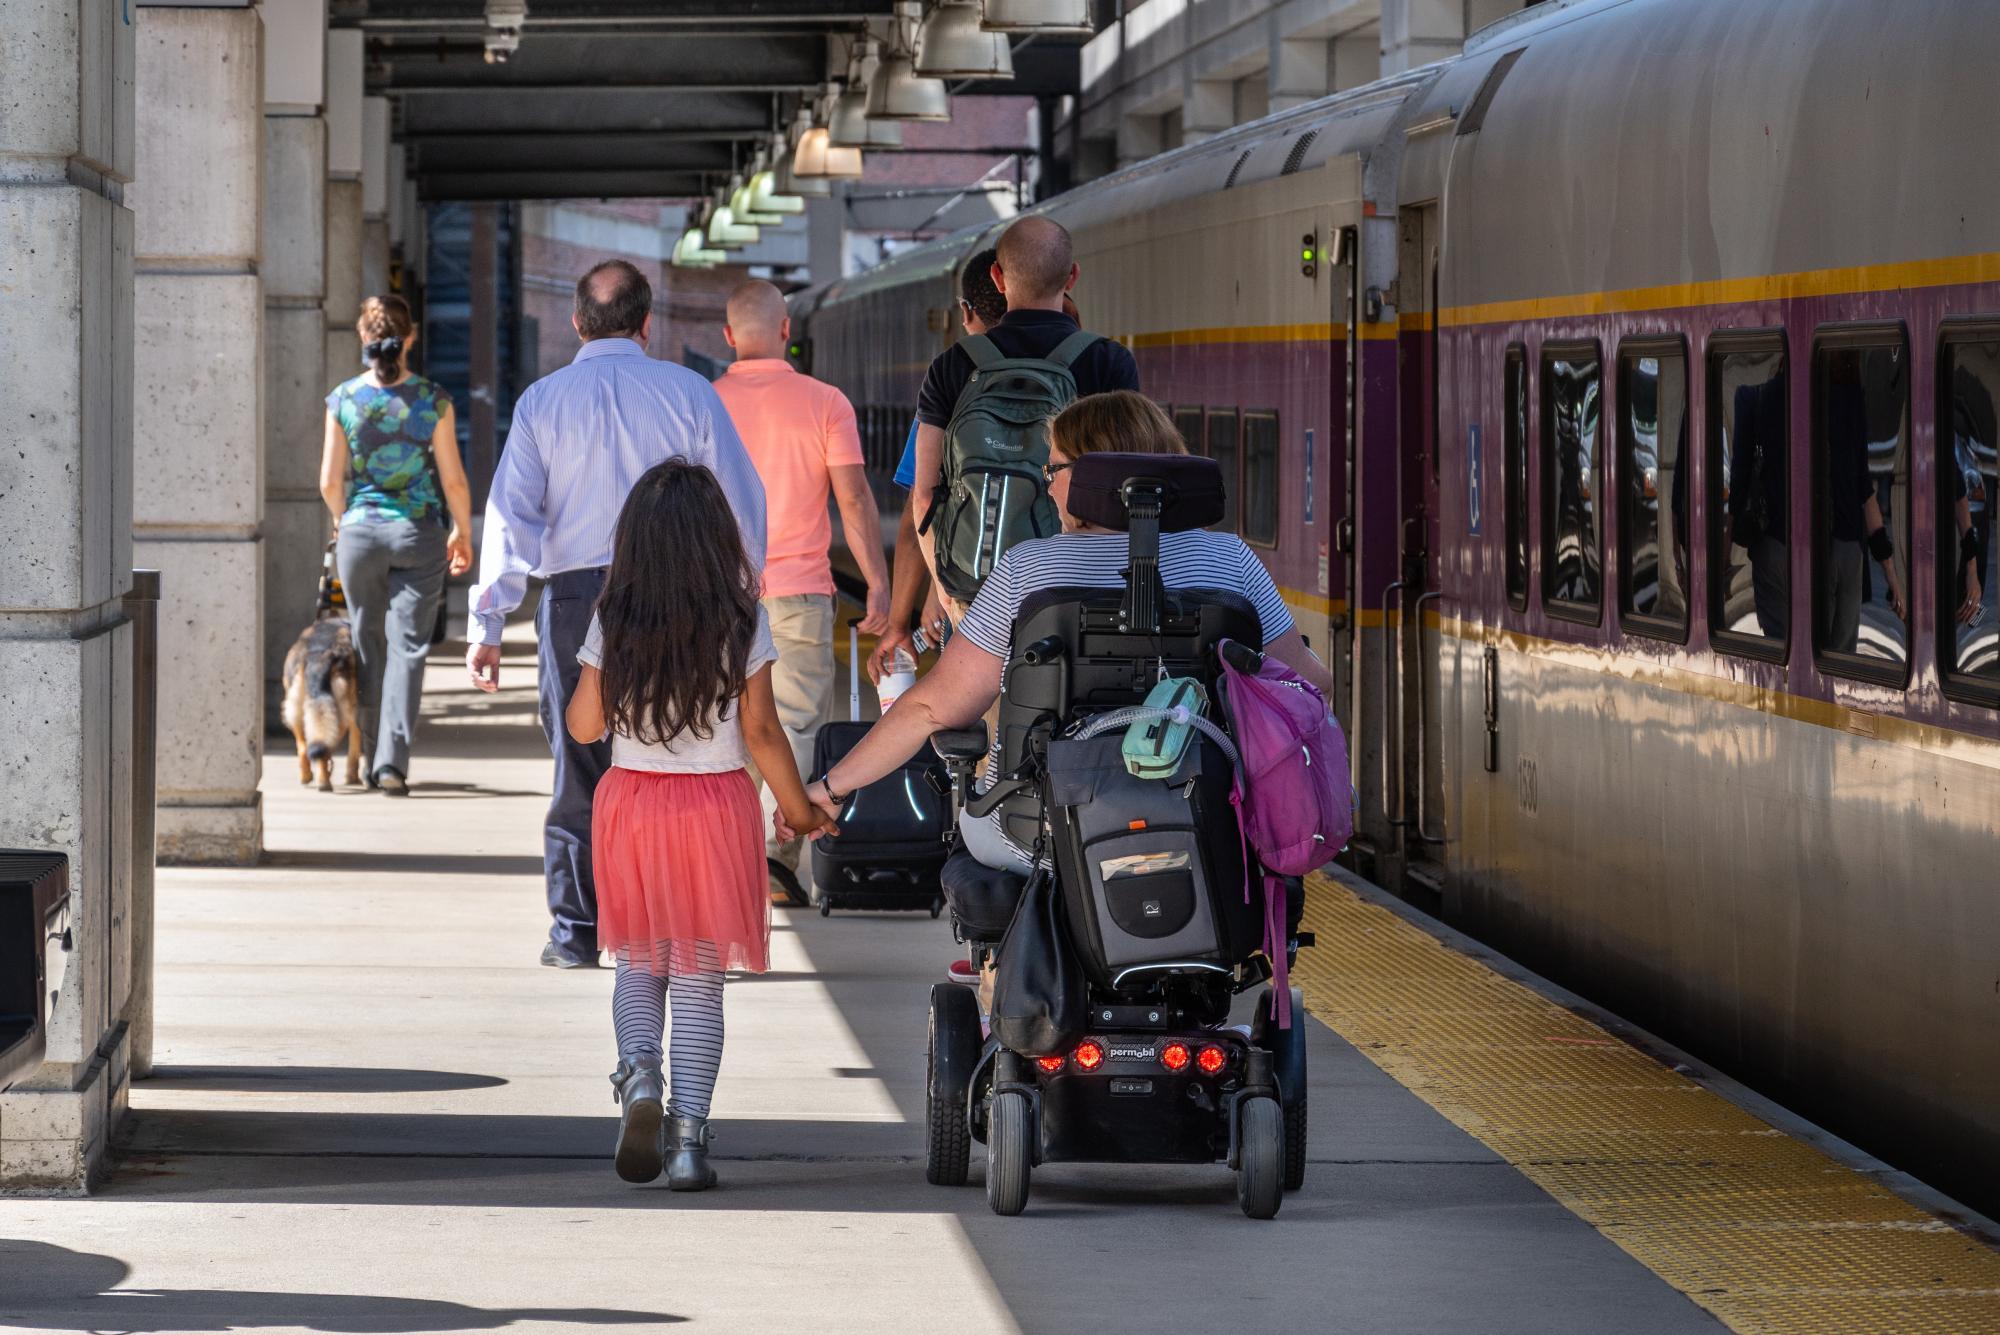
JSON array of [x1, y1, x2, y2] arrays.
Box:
[[915, 0, 1013, 80]]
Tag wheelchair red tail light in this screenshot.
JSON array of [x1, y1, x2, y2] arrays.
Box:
[[1073, 1040, 1106, 1071], [1160, 1042, 1191, 1072], [1196, 1044, 1228, 1075]]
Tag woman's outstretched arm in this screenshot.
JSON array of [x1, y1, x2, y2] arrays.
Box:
[[808, 634, 1003, 820]]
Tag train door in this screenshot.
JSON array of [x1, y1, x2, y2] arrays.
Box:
[[1392, 202, 1446, 898]]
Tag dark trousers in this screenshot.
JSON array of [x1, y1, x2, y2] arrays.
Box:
[[537, 567, 611, 961]]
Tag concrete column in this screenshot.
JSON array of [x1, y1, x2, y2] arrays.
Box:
[[806, 193, 847, 286], [132, 4, 266, 865], [1180, 75, 1234, 145], [360, 96, 390, 295], [262, 0, 329, 724], [1115, 112, 1165, 169], [468, 203, 500, 499], [324, 30, 365, 397], [1380, 0, 1463, 77], [0, 0, 137, 1189], [1332, 24, 1382, 92], [1270, 31, 1330, 114]]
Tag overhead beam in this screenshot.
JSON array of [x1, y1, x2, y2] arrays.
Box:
[[416, 168, 720, 201]]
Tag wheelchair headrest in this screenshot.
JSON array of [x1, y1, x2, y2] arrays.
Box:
[[1065, 453, 1225, 533]]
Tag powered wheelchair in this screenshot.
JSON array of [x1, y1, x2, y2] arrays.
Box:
[[922, 452, 1310, 1219]]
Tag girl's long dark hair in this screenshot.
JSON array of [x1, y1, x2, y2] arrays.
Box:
[[595, 460, 759, 746]]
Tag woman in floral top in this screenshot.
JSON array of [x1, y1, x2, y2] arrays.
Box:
[[318, 294, 474, 795]]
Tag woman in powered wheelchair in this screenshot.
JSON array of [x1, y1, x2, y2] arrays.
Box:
[[804, 392, 1335, 1218]]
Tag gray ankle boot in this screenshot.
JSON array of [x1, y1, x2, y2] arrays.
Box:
[[609, 1058, 664, 1184], [664, 1111, 717, 1191]]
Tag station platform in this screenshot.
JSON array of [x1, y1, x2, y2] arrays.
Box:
[[2, 622, 1995, 1334]]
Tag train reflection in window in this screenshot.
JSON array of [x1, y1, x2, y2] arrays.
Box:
[[1618, 339, 1689, 637], [1207, 408, 1240, 532], [1241, 412, 1279, 547], [1708, 334, 1789, 656], [1173, 406, 1205, 457], [1504, 344, 1528, 611], [1940, 329, 2000, 693], [1540, 342, 1601, 619], [1811, 330, 1908, 677]]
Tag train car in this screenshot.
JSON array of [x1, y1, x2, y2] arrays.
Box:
[[794, 0, 2000, 1215]]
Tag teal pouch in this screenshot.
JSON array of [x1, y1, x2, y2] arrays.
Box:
[[1121, 677, 1209, 779]]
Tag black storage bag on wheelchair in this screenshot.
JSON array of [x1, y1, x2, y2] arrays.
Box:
[[989, 865, 1086, 1057], [1046, 730, 1260, 990]]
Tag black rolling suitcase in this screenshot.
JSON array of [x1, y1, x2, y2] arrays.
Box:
[[808, 619, 950, 918]]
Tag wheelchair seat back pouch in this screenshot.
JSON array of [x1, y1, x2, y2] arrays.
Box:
[[1047, 731, 1258, 989]]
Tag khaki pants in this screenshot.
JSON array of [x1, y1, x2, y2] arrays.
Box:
[[754, 593, 836, 875]]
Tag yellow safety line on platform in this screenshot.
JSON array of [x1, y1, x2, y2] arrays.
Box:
[[1294, 871, 2000, 1334]]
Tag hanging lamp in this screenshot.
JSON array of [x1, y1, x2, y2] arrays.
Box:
[[829, 41, 904, 148], [915, 0, 1013, 79], [980, 0, 1093, 36], [867, 4, 951, 121]]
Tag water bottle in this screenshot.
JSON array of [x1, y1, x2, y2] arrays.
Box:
[[876, 648, 918, 712]]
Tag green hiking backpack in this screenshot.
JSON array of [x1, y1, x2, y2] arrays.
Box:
[[923, 329, 1102, 602]]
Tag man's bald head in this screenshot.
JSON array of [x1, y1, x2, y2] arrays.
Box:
[[573, 259, 652, 341], [993, 216, 1077, 307], [724, 280, 791, 360]]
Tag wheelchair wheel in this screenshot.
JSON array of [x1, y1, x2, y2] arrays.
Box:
[[926, 984, 978, 1187], [987, 1091, 1033, 1216], [1254, 986, 1310, 1191], [1237, 1094, 1284, 1220]]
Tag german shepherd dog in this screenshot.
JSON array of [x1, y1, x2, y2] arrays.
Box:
[[282, 615, 362, 790]]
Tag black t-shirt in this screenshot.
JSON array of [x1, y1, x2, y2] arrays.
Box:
[[915, 308, 1140, 430]]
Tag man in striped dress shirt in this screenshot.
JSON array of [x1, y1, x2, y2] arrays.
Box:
[[467, 260, 767, 969]]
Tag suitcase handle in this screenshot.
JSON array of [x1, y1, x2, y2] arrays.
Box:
[[846, 616, 863, 723]]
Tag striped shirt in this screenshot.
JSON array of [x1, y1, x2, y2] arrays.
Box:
[[467, 338, 768, 646], [957, 529, 1294, 661], [956, 529, 1295, 863]]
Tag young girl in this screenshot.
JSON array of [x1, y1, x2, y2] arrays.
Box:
[[566, 459, 829, 1190]]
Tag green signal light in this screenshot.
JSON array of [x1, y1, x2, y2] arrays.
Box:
[[1302, 248, 1315, 262]]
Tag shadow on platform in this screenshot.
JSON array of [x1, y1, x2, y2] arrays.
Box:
[[0, 1241, 677, 1332]]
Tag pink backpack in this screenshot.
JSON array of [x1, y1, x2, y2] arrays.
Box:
[[1218, 640, 1354, 1025]]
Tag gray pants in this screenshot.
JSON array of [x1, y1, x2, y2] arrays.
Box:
[[336, 519, 447, 782]]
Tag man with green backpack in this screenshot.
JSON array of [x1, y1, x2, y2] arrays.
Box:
[[911, 216, 1139, 610]]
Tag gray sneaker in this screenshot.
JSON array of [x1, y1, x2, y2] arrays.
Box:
[[664, 1112, 718, 1191], [609, 1059, 665, 1183]]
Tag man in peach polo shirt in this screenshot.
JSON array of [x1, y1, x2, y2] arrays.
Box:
[[715, 280, 891, 890]]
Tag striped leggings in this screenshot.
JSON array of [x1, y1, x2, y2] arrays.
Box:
[[611, 944, 725, 1119]]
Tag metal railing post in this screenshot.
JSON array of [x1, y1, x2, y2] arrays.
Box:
[[125, 570, 160, 1079]]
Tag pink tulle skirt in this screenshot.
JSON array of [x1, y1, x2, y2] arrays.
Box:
[[591, 767, 770, 975]]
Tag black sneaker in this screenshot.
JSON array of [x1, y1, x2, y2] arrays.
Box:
[[376, 768, 408, 797]]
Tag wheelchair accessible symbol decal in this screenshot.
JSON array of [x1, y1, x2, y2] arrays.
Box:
[[1467, 424, 1483, 536]]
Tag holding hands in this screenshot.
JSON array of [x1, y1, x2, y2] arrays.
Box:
[[773, 799, 836, 846]]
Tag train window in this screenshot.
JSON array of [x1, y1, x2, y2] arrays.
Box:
[[1173, 407, 1205, 456], [1707, 331, 1790, 659], [1241, 412, 1280, 547], [1504, 344, 1529, 611], [1540, 342, 1602, 621], [1939, 324, 2000, 702], [1811, 326, 1909, 682], [1617, 337, 1690, 639], [1207, 408, 1241, 531]]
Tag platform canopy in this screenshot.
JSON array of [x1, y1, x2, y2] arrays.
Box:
[[343, 0, 1091, 201]]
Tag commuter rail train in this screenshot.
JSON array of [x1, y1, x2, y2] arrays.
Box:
[[790, 0, 2000, 1214]]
